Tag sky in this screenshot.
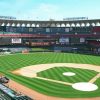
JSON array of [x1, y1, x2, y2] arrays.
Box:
[[0, 0, 100, 20]]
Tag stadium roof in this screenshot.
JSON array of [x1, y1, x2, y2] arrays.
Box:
[[0, 19, 100, 27]]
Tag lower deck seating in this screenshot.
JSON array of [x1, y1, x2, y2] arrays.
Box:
[[0, 90, 11, 100], [14, 96, 33, 100]]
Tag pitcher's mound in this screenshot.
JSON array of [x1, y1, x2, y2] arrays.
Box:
[[63, 72, 76, 76], [72, 82, 98, 91]]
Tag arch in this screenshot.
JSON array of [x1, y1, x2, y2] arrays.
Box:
[[86, 23, 90, 26], [96, 22, 100, 26], [16, 23, 21, 27], [26, 23, 31, 27], [31, 24, 35, 27], [51, 23, 56, 27], [81, 23, 85, 27], [6, 23, 10, 26], [61, 23, 65, 27], [76, 23, 80, 27], [66, 23, 70, 27], [22, 23, 26, 27], [56, 23, 61, 27], [91, 23, 95, 26], [1, 23, 5, 26], [36, 24, 40, 27], [12, 23, 15, 27], [71, 23, 75, 27]]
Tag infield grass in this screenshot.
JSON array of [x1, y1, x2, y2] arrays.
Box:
[[37, 67, 98, 83]]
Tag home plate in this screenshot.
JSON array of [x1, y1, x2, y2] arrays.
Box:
[[63, 72, 76, 76], [72, 82, 98, 91]]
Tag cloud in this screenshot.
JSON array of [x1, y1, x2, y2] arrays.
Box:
[[17, 3, 63, 20], [1, 0, 100, 20]]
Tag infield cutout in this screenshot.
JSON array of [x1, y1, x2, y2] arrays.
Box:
[[72, 82, 98, 91], [63, 72, 76, 76], [12, 63, 100, 89]]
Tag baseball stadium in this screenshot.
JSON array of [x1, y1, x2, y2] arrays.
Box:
[[0, 0, 100, 100], [0, 17, 100, 100]]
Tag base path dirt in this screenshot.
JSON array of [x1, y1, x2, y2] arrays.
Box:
[[13, 63, 100, 78], [36, 76, 73, 85], [89, 73, 100, 83]]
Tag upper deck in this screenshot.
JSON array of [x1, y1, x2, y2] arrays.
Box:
[[0, 19, 100, 27]]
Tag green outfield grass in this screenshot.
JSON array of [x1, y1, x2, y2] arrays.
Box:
[[0, 52, 100, 98]]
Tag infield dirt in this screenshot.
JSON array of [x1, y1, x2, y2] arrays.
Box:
[[11, 63, 100, 100]]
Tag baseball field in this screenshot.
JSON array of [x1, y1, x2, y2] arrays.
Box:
[[0, 52, 100, 99]]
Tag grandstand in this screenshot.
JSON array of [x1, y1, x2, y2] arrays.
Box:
[[0, 18, 100, 99], [0, 18, 100, 54], [0, 74, 33, 100], [0, 90, 11, 100], [0, 83, 33, 100]]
